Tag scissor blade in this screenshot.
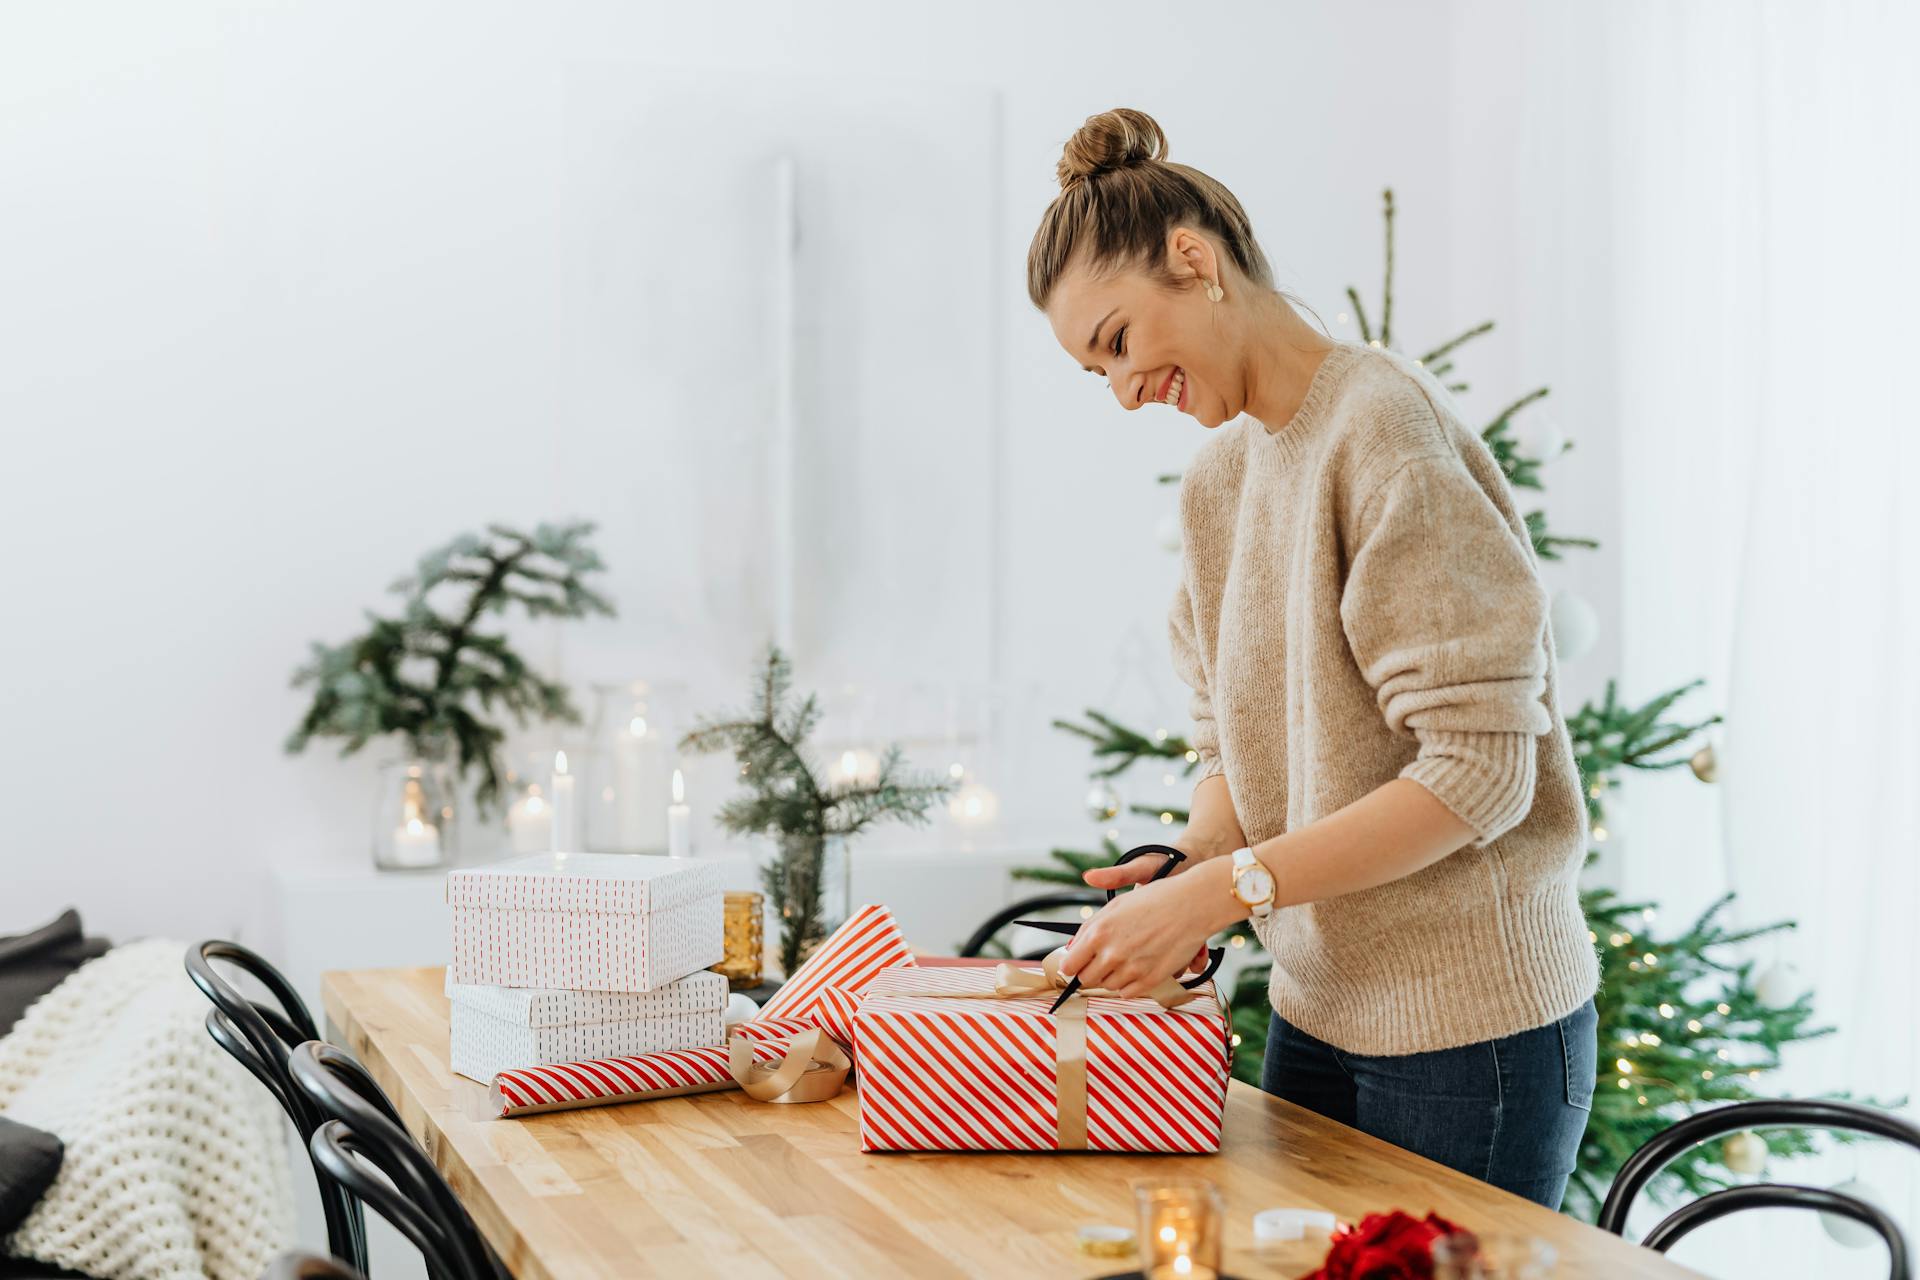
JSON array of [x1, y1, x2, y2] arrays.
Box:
[[1010, 919, 1083, 936], [1047, 978, 1082, 1015]]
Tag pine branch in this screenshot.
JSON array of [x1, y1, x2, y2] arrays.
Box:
[[1052, 711, 1196, 778], [286, 521, 612, 817], [1345, 286, 1373, 346], [1379, 188, 1396, 350], [1418, 320, 1495, 367]]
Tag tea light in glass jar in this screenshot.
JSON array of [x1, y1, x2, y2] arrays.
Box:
[[1133, 1178, 1223, 1280], [717, 890, 765, 989]]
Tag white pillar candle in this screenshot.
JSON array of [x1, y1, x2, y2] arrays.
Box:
[[549, 750, 578, 852], [611, 715, 669, 852], [389, 816, 442, 868], [667, 768, 692, 859], [506, 786, 551, 855]]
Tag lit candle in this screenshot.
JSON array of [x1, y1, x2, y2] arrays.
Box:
[[947, 781, 1000, 827], [830, 747, 880, 787], [389, 815, 442, 868], [612, 713, 669, 852], [667, 768, 692, 858], [549, 750, 578, 851], [506, 785, 551, 854]]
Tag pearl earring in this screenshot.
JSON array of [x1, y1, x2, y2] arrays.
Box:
[[1204, 279, 1224, 303]]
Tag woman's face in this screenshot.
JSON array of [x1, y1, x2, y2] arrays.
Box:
[[1046, 237, 1243, 429]]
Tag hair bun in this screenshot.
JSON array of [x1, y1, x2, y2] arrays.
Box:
[[1056, 108, 1168, 189]]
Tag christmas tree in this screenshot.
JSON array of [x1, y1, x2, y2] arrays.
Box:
[[1016, 191, 1860, 1220]]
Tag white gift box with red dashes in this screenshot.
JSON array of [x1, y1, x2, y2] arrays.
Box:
[[447, 969, 728, 1082], [446, 852, 724, 992]]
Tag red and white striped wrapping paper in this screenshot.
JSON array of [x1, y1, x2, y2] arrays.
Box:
[[489, 904, 915, 1118], [852, 965, 1231, 1154], [492, 1016, 810, 1115]]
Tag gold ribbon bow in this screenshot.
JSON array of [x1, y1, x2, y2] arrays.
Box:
[[727, 1025, 853, 1104]]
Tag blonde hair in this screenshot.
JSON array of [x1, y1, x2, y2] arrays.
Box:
[[1026, 108, 1274, 310]]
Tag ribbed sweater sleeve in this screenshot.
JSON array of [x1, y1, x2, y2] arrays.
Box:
[[1340, 451, 1552, 843], [1169, 565, 1225, 781]]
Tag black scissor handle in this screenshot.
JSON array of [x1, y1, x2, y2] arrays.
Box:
[[1182, 946, 1226, 990], [1102, 843, 1188, 903]]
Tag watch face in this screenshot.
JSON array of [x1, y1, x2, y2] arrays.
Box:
[[1236, 866, 1274, 904]]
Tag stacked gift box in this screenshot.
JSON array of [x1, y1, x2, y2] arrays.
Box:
[[444, 851, 728, 1083]]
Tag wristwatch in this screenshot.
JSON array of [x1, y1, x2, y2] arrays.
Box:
[[1230, 847, 1276, 920]]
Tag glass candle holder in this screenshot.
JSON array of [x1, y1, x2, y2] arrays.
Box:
[[717, 890, 765, 989], [1132, 1177, 1224, 1279], [372, 758, 456, 872], [1432, 1232, 1557, 1279]]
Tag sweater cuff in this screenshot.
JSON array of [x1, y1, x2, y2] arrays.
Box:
[[1401, 729, 1538, 845]]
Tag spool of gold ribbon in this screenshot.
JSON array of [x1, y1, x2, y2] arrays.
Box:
[[727, 1025, 851, 1104]]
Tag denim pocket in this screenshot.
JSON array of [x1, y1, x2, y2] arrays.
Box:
[[1558, 1001, 1597, 1112]]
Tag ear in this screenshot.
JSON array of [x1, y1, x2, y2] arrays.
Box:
[[1165, 227, 1220, 289]]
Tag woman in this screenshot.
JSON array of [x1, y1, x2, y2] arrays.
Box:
[[1029, 109, 1599, 1209]]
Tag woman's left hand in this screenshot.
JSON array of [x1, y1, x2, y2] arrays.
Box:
[[1059, 864, 1230, 999]]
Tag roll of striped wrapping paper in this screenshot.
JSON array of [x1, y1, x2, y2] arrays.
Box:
[[491, 903, 916, 1118]]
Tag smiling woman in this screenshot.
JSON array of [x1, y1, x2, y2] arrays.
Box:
[[1025, 108, 1599, 1213]]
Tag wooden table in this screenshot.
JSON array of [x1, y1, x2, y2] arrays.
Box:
[[323, 967, 1699, 1279]]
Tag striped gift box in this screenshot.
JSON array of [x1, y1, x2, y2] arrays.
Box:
[[490, 904, 916, 1118], [853, 965, 1232, 1154]]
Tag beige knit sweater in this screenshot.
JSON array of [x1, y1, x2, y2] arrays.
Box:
[[1171, 342, 1598, 1056]]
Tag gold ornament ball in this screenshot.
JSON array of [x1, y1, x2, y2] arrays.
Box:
[[1690, 744, 1719, 783], [1722, 1130, 1769, 1175]]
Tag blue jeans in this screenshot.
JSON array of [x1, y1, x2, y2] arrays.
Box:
[[1261, 1001, 1597, 1209]]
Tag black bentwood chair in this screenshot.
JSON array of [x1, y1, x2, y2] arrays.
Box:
[[1598, 1098, 1920, 1279], [261, 1251, 370, 1280], [186, 940, 373, 1273], [290, 1041, 504, 1280]]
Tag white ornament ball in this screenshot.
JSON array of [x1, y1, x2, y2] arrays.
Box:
[[1084, 780, 1124, 823], [1721, 1130, 1769, 1175], [1820, 1178, 1887, 1249], [1519, 416, 1569, 463], [1156, 512, 1183, 554], [1754, 963, 1799, 1009], [1550, 589, 1600, 663], [723, 993, 760, 1027]]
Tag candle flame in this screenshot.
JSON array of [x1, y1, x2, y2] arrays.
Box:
[[840, 750, 858, 777], [672, 768, 685, 803], [1159, 1226, 1177, 1244], [406, 818, 425, 836], [555, 750, 569, 775], [629, 716, 647, 737], [526, 795, 545, 815]]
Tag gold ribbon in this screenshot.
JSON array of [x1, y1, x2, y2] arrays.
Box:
[[896, 949, 1199, 1150], [727, 1025, 852, 1104]]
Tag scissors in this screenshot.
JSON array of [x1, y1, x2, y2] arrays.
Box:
[[1012, 842, 1226, 1014]]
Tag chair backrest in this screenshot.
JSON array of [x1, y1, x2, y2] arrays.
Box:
[[187, 941, 368, 1273], [291, 1042, 500, 1280], [262, 1250, 369, 1280], [958, 891, 1104, 959], [1637, 1183, 1907, 1278], [1599, 1098, 1920, 1279]]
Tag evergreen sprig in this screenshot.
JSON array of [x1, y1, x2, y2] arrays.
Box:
[[1053, 710, 1197, 778], [285, 521, 612, 815], [680, 646, 949, 973], [1569, 679, 1724, 824]]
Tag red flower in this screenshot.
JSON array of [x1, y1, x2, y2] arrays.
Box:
[[1306, 1210, 1466, 1280]]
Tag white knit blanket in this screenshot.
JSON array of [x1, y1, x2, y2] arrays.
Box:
[[0, 939, 294, 1280]]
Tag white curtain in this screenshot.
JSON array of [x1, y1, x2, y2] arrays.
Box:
[[1606, 1, 1920, 1271]]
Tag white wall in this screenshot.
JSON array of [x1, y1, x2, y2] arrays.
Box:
[[0, 1, 1614, 953]]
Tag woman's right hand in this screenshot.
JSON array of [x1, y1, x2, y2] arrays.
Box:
[[1081, 853, 1184, 892]]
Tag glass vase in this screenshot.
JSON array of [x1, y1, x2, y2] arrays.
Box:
[[768, 831, 851, 976], [584, 681, 680, 854], [373, 757, 457, 872]]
